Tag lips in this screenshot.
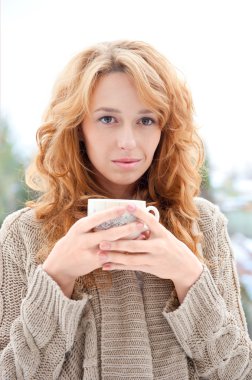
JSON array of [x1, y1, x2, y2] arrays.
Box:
[[111, 158, 141, 169], [112, 158, 141, 163]]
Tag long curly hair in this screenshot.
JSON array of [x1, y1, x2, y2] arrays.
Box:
[[26, 40, 205, 293]]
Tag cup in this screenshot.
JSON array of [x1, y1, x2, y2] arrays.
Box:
[[87, 198, 159, 239]]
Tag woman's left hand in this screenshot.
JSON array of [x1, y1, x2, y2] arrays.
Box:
[[98, 204, 203, 302]]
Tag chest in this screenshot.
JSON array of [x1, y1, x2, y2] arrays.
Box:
[[74, 270, 194, 379]]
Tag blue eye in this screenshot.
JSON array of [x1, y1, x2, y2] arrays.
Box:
[[140, 117, 155, 126], [99, 116, 115, 124]]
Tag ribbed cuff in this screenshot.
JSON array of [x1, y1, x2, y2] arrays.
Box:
[[163, 265, 226, 356], [22, 265, 89, 351]]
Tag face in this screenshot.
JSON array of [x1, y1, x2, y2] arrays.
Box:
[[81, 72, 161, 198]]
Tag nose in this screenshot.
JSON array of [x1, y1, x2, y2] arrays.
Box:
[[117, 126, 137, 150]]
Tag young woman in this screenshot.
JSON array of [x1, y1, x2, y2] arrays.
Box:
[[0, 40, 251, 379]]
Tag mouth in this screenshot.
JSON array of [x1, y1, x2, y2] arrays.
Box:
[[112, 158, 141, 168]]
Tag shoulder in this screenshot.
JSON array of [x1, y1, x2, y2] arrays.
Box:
[[194, 196, 219, 216], [0, 207, 41, 244], [194, 197, 227, 232], [0, 207, 43, 270], [194, 198, 232, 265]]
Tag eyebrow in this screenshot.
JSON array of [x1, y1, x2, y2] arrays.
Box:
[[94, 107, 155, 114]]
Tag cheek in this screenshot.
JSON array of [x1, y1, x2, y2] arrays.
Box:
[[84, 129, 107, 151], [87, 144, 103, 162], [155, 132, 162, 147], [86, 138, 110, 166], [148, 130, 161, 154]]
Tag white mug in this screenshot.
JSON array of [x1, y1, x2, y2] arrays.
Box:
[[87, 199, 159, 239]]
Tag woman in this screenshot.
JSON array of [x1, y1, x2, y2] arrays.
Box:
[[0, 40, 251, 379]]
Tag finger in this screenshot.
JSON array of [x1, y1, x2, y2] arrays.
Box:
[[84, 221, 146, 248], [99, 238, 150, 253], [135, 233, 147, 240], [77, 206, 126, 232], [98, 251, 150, 266], [140, 230, 151, 240], [126, 205, 162, 235], [95, 221, 146, 243], [102, 263, 150, 272]]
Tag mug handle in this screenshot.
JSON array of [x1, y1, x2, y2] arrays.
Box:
[[146, 206, 160, 221]]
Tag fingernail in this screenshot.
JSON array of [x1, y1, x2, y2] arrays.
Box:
[[98, 252, 108, 263], [127, 204, 136, 212], [103, 264, 111, 270], [98, 251, 108, 257]]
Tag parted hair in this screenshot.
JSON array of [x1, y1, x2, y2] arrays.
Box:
[[26, 40, 205, 291]]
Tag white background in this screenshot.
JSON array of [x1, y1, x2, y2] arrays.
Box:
[[1, 0, 252, 177]]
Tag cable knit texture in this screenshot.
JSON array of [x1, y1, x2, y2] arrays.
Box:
[[0, 198, 252, 379]]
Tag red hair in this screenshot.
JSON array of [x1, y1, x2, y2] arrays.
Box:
[[26, 40, 204, 292]]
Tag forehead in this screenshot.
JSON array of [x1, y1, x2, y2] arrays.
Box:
[[90, 72, 139, 105], [87, 71, 160, 120]]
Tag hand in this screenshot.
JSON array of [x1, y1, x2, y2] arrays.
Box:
[[42, 205, 146, 297], [98, 204, 203, 302]]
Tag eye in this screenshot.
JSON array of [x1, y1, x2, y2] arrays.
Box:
[[99, 116, 116, 124], [139, 117, 156, 126]]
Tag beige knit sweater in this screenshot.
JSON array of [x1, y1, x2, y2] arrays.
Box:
[[0, 197, 252, 379]]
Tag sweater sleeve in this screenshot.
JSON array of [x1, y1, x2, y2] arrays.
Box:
[[0, 213, 89, 379], [163, 208, 252, 379]]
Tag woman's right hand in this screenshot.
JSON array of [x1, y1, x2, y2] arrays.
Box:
[[42, 205, 145, 297]]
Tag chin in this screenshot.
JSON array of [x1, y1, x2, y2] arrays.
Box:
[[116, 175, 142, 184]]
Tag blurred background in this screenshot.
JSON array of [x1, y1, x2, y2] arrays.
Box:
[[1, 0, 251, 335]]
